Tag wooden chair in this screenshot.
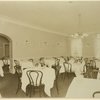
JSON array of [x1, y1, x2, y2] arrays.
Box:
[[66, 63, 76, 77], [16, 74, 22, 94], [83, 63, 93, 78], [63, 62, 74, 78], [83, 63, 99, 79], [52, 59, 61, 78], [63, 62, 69, 80], [26, 70, 45, 97], [92, 91, 100, 98], [52, 59, 61, 95], [92, 68, 99, 79], [63, 62, 72, 73]]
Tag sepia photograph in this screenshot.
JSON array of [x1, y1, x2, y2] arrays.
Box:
[[0, 0, 100, 99]]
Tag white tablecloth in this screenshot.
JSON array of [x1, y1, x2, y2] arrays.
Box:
[[0, 93, 2, 98], [21, 67, 55, 96], [96, 60, 100, 69], [66, 77, 100, 98], [44, 59, 55, 68], [0, 60, 4, 77]]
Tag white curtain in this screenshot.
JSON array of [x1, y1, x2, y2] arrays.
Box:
[[71, 38, 82, 57], [94, 37, 100, 58]]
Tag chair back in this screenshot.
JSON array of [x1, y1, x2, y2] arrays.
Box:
[[63, 62, 72, 72], [26, 70, 44, 97], [69, 63, 72, 72], [36, 71, 43, 85], [26, 70, 37, 86], [93, 91, 100, 98], [26, 70, 43, 86]]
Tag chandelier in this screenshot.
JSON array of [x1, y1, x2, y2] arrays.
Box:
[[71, 33, 88, 38], [96, 33, 100, 38], [71, 13, 88, 38]]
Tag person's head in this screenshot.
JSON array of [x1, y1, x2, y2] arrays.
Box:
[[2, 56, 8, 65], [90, 60, 93, 62], [92, 57, 96, 60], [14, 60, 20, 66], [90, 60, 93, 64], [39, 57, 45, 65], [86, 63, 90, 67], [2, 56, 8, 60], [55, 59, 60, 65], [78, 59, 82, 63], [67, 56, 70, 61], [74, 59, 78, 63], [28, 59, 34, 62], [84, 58, 88, 62]]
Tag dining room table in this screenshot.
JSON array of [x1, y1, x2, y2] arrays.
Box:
[[0, 60, 4, 77], [20, 61, 56, 97], [66, 77, 100, 98]]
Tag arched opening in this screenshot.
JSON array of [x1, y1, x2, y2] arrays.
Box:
[[0, 33, 13, 73]]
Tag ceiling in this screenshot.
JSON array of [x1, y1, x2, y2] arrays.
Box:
[[0, 1, 100, 36]]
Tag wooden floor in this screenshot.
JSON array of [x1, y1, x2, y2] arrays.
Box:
[[0, 72, 75, 98]]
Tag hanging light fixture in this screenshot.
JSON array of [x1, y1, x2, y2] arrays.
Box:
[[71, 13, 88, 38], [96, 33, 100, 38]]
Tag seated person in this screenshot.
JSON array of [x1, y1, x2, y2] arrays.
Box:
[[52, 59, 61, 77], [28, 58, 35, 66], [14, 60, 22, 78], [2, 56, 10, 75], [39, 57, 45, 67], [34, 57, 46, 68], [84, 58, 89, 65]]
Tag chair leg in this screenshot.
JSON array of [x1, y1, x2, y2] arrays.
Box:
[[29, 87, 32, 97], [63, 72, 66, 81], [55, 76, 59, 95], [16, 77, 21, 94], [93, 91, 100, 98], [39, 90, 41, 97]]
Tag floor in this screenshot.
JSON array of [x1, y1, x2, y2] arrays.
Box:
[[0, 72, 76, 98]]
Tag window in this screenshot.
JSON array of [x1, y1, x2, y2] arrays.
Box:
[[3, 43, 9, 58], [71, 38, 82, 57], [94, 38, 100, 58]]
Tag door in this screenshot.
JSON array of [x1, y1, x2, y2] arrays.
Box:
[[3, 43, 9, 58]]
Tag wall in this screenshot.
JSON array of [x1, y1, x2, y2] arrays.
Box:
[[0, 19, 68, 60], [0, 18, 98, 61]]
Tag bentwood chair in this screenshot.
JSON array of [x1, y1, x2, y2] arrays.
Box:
[[92, 91, 100, 98], [26, 70, 45, 97], [51, 59, 61, 95]]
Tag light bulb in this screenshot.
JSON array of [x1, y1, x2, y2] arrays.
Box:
[[75, 33, 79, 37]]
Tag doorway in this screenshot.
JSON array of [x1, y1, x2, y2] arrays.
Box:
[[0, 33, 13, 72]]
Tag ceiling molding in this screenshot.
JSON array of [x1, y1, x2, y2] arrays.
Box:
[[0, 14, 68, 37]]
